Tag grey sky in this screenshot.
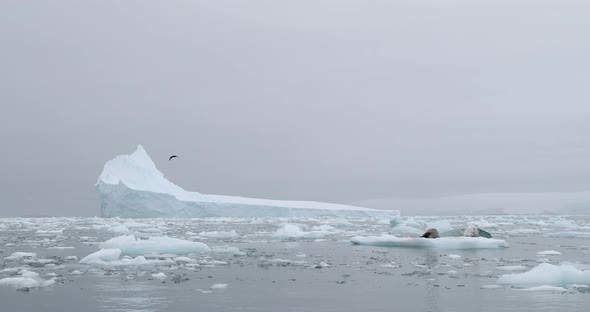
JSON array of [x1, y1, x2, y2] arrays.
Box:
[[1, 1, 590, 217]]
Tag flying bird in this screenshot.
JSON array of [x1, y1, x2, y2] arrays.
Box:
[[169, 155, 179, 161]]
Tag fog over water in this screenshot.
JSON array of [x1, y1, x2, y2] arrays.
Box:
[[1, 1, 590, 216]]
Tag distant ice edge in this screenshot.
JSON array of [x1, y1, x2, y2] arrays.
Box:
[[97, 145, 399, 219]]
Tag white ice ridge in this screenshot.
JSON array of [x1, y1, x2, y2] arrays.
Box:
[[97, 145, 399, 218], [497, 263, 590, 286], [350, 235, 509, 249]]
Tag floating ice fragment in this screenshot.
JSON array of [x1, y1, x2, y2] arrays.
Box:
[[5, 252, 36, 261], [497, 263, 590, 286], [517, 285, 567, 292], [211, 283, 228, 289], [152, 272, 166, 279], [536, 250, 562, 256], [79, 249, 122, 264], [315, 261, 330, 268], [101, 235, 210, 254], [351, 235, 508, 249], [0, 270, 54, 289]]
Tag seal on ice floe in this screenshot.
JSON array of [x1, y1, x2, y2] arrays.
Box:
[[418, 225, 492, 239], [421, 228, 440, 238]]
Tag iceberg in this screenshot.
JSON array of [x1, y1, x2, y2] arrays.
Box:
[[350, 235, 509, 249], [97, 145, 399, 218]]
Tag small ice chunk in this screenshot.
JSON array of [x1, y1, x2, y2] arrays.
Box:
[[0, 269, 54, 289], [518, 285, 567, 292], [273, 224, 306, 239], [211, 283, 228, 289], [5, 252, 36, 260], [70, 270, 84, 275], [536, 250, 562, 256], [315, 261, 330, 268], [80, 249, 122, 264], [152, 272, 167, 279], [447, 254, 462, 259]]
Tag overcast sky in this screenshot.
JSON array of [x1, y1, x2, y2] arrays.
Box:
[[1, 0, 589, 217]]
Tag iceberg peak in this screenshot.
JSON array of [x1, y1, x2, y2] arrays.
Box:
[[97, 145, 189, 198]]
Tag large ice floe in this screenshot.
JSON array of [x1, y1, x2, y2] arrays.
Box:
[[78, 235, 210, 266], [97, 145, 399, 218], [497, 263, 590, 286], [350, 235, 509, 249], [100, 235, 210, 254]]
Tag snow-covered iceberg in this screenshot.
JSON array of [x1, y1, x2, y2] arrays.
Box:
[[97, 145, 399, 218], [350, 235, 509, 249]]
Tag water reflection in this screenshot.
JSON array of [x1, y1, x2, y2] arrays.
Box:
[[424, 249, 440, 312], [95, 274, 169, 312]]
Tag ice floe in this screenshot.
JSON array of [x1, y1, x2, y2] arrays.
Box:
[[350, 235, 509, 249], [4, 252, 36, 261], [536, 250, 562, 256], [79, 249, 122, 264], [497, 263, 590, 286], [100, 235, 210, 254], [0, 270, 55, 289]]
